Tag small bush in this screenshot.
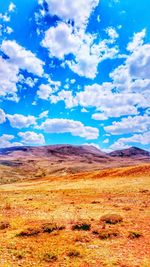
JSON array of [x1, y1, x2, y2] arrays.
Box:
[[4, 203, 11, 210], [100, 214, 123, 224], [16, 227, 40, 237], [42, 223, 65, 233], [128, 231, 142, 239], [93, 228, 120, 240], [72, 221, 91, 231], [0, 221, 10, 230], [67, 249, 81, 258], [74, 234, 90, 243], [43, 252, 57, 262]]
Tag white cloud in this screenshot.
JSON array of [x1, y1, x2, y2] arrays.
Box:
[[0, 56, 19, 101], [18, 131, 45, 145], [42, 2, 118, 79], [104, 115, 150, 135], [37, 84, 53, 100], [45, 0, 99, 28], [0, 13, 10, 22], [39, 118, 99, 140], [127, 29, 146, 52], [81, 108, 88, 113], [7, 114, 37, 129], [92, 105, 138, 120], [127, 44, 150, 80], [50, 90, 78, 108], [109, 140, 130, 151], [103, 138, 109, 144], [8, 2, 16, 12], [0, 134, 22, 148], [0, 40, 44, 100], [19, 75, 38, 88], [106, 27, 119, 41], [42, 22, 80, 59], [92, 113, 108, 120], [37, 79, 61, 100], [1, 40, 44, 76], [0, 109, 6, 124], [5, 26, 13, 34], [39, 110, 49, 119], [49, 82, 145, 117], [117, 132, 150, 146]]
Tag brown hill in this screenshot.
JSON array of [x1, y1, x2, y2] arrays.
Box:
[[109, 146, 150, 159], [0, 145, 149, 184]]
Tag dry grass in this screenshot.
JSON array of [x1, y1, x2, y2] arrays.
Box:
[[0, 163, 149, 266]]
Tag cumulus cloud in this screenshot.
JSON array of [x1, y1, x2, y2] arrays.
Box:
[[39, 110, 49, 119], [8, 2, 16, 12], [37, 79, 61, 100], [1, 40, 44, 76], [127, 29, 146, 52], [109, 140, 130, 151], [7, 114, 36, 129], [92, 113, 108, 121], [0, 40, 44, 100], [92, 106, 138, 120], [42, 0, 118, 79], [39, 118, 99, 140], [45, 0, 99, 28], [106, 27, 119, 41], [18, 131, 45, 145], [0, 134, 22, 148], [0, 56, 19, 100], [104, 115, 150, 135], [53, 83, 144, 113], [42, 22, 80, 59], [19, 75, 38, 88], [0, 109, 6, 124], [115, 132, 150, 146], [50, 90, 78, 108], [47, 29, 150, 122], [42, 22, 118, 78]]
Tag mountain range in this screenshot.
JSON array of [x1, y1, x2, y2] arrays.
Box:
[[0, 145, 149, 184]]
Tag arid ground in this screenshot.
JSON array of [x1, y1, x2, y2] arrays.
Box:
[[0, 163, 150, 267]]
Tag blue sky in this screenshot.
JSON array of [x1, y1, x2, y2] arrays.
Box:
[[0, 0, 150, 151]]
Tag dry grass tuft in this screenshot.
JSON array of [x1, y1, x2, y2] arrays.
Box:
[[67, 249, 81, 258], [43, 252, 58, 262], [42, 223, 65, 233], [72, 221, 91, 231], [0, 221, 10, 230], [128, 231, 142, 239], [93, 228, 120, 239], [16, 227, 41, 237], [100, 214, 123, 224]]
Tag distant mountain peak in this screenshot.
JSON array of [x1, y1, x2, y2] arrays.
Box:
[[109, 146, 150, 158]]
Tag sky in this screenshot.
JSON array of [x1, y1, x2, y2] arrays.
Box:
[[0, 0, 150, 152]]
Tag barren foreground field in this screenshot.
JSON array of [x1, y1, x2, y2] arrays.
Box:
[[0, 164, 150, 267]]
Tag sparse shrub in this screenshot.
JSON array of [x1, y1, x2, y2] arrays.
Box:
[[139, 189, 149, 194], [43, 252, 57, 262], [4, 203, 11, 210], [74, 233, 90, 243], [93, 228, 120, 240], [42, 223, 65, 233], [91, 201, 100, 204], [72, 221, 91, 231], [100, 214, 123, 224], [67, 249, 81, 258], [16, 227, 41, 237], [128, 231, 142, 239], [0, 221, 10, 230], [122, 207, 131, 211]]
